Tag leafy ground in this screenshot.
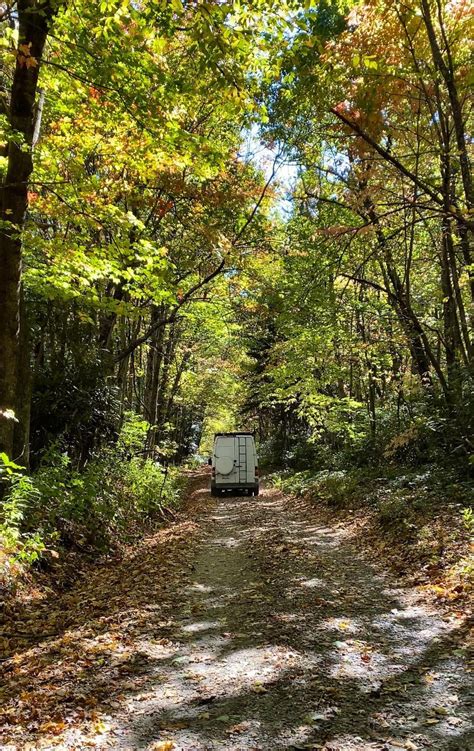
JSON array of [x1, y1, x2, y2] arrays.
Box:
[[0, 472, 472, 750], [267, 468, 473, 606]]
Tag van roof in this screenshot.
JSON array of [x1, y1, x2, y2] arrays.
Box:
[[214, 432, 255, 437]]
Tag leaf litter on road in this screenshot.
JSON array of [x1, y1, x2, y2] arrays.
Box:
[[1, 476, 472, 750]]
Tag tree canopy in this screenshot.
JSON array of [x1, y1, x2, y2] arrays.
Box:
[[0, 0, 472, 543]]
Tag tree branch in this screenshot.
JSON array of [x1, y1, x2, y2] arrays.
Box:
[[330, 107, 474, 230]]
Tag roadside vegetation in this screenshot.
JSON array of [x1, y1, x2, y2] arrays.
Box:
[[0, 413, 185, 596]]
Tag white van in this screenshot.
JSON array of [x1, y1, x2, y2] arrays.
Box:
[[210, 432, 259, 496]]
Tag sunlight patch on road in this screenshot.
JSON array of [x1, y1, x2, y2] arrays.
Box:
[[328, 638, 390, 683], [298, 575, 328, 589], [181, 620, 222, 633], [319, 616, 361, 634], [186, 582, 213, 593]]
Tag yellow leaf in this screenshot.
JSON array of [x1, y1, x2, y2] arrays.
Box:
[[93, 719, 110, 734], [252, 683, 268, 694], [39, 720, 67, 735]]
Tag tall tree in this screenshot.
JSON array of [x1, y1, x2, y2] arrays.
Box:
[[0, 0, 61, 459]]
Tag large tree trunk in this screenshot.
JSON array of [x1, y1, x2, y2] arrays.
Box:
[[0, 1, 57, 458]]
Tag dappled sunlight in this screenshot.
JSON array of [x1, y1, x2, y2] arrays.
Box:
[[318, 616, 361, 635], [99, 486, 472, 750], [327, 638, 391, 684], [185, 582, 213, 594], [180, 620, 221, 633], [2, 477, 471, 750], [296, 575, 328, 589]]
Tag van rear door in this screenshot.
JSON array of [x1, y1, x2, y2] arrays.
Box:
[[214, 435, 238, 485]]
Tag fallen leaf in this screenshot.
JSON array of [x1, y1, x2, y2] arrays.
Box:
[[39, 720, 66, 735]]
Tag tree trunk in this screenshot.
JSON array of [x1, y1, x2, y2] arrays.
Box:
[[365, 202, 435, 389], [144, 306, 167, 456], [12, 290, 32, 466], [0, 1, 57, 457], [154, 324, 178, 447], [421, 0, 473, 212]]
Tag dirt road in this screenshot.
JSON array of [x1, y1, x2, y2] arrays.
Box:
[[1, 475, 472, 750]]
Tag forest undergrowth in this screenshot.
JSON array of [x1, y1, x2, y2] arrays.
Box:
[[0, 414, 187, 606]]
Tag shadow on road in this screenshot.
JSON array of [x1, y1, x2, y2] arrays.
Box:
[[1, 476, 472, 750], [116, 485, 473, 750]]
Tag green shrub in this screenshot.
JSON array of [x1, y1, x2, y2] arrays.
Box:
[[117, 458, 185, 519], [1, 414, 187, 585], [24, 448, 185, 549], [118, 411, 150, 456], [462, 507, 474, 536], [376, 492, 414, 531], [269, 467, 375, 510], [1, 454, 46, 578]]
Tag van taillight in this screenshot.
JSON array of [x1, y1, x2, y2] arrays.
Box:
[[255, 467, 259, 477], [212, 467, 216, 477]]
